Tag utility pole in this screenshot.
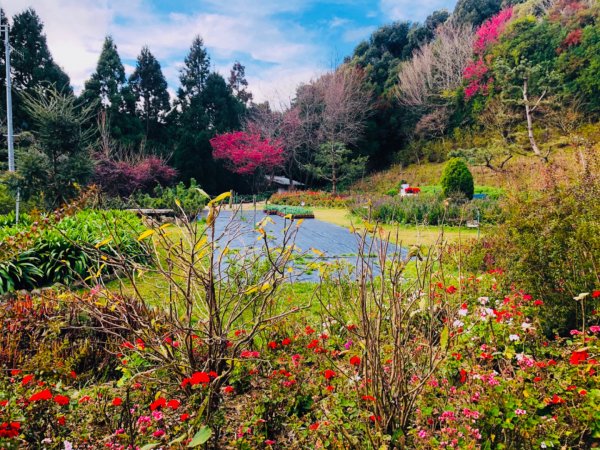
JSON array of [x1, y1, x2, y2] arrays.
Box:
[[1, 24, 19, 223]]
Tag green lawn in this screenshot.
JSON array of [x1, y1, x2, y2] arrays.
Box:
[[311, 207, 480, 247]]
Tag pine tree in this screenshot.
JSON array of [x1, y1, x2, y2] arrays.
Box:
[[10, 9, 71, 93], [228, 61, 252, 105], [129, 46, 170, 143], [178, 36, 210, 103], [81, 36, 126, 109], [81, 36, 143, 146]]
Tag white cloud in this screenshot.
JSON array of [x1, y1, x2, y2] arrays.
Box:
[[343, 26, 377, 42], [380, 0, 455, 22], [2, 0, 325, 106]]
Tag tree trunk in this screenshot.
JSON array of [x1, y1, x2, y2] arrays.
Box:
[[523, 78, 544, 161]]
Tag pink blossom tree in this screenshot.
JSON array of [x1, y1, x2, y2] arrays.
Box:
[[210, 131, 284, 190]]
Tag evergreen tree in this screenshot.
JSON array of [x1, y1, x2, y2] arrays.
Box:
[[129, 46, 170, 144], [178, 36, 210, 103], [0, 9, 8, 139], [81, 36, 126, 109], [174, 72, 244, 192], [9, 8, 71, 130], [10, 9, 71, 92], [453, 0, 502, 26], [81, 36, 143, 146], [228, 61, 252, 105]]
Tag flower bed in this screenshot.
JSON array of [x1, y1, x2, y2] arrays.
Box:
[[263, 204, 315, 219], [269, 190, 351, 208]]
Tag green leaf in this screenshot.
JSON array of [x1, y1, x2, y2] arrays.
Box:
[[440, 325, 449, 349], [140, 444, 160, 450], [188, 426, 212, 447]]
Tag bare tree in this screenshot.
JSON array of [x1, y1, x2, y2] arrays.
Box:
[[397, 22, 475, 108]]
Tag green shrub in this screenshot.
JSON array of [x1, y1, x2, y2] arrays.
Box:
[[0, 209, 146, 293], [264, 204, 314, 217], [269, 191, 351, 208], [385, 187, 399, 196], [351, 195, 501, 226], [133, 178, 208, 216], [440, 158, 474, 200], [460, 170, 600, 334]]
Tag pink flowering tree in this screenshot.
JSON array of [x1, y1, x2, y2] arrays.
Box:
[[210, 131, 284, 191], [464, 7, 513, 99]]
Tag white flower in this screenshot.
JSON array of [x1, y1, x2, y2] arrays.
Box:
[[509, 334, 520, 342], [453, 320, 464, 328], [458, 308, 468, 317], [479, 297, 489, 305], [64, 442, 73, 450], [521, 322, 533, 330]]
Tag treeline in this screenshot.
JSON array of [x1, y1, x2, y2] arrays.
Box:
[[0, 8, 254, 199]]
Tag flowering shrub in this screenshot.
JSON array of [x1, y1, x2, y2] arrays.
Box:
[[464, 8, 513, 99], [210, 131, 284, 175], [269, 190, 351, 208]]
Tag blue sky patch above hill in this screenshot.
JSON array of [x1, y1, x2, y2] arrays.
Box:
[[3, 0, 457, 105]]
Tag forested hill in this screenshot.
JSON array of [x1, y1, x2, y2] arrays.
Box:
[[348, 0, 599, 173]]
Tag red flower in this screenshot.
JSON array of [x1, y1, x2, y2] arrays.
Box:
[[121, 341, 134, 349], [323, 369, 336, 380], [570, 350, 589, 365], [21, 374, 34, 386], [446, 286, 457, 294], [534, 300, 544, 306], [223, 386, 235, 394], [182, 371, 211, 387], [79, 395, 91, 403], [362, 395, 376, 401], [369, 415, 382, 422], [57, 416, 66, 426], [0, 421, 20, 438], [29, 389, 52, 402], [593, 290, 600, 298], [579, 389, 587, 396], [305, 326, 315, 335], [309, 422, 320, 430], [349, 355, 361, 366], [268, 341, 277, 350], [460, 369, 467, 383], [53, 395, 70, 406], [112, 397, 123, 406], [180, 413, 190, 421], [326, 385, 335, 392], [150, 397, 167, 411], [167, 399, 181, 410], [281, 338, 291, 346], [548, 394, 565, 405], [69, 370, 77, 379], [10, 369, 21, 376]]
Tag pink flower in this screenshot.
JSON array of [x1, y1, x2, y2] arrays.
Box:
[[589, 325, 600, 333], [152, 429, 165, 438]]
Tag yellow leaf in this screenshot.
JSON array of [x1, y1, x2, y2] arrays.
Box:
[[95, 237, 112, 248], [311, 248, 324, 257], [245, 286, 259, 295], [137, 229, 155, 241], [296, 219, 304, 227], [208, 191, 231, 206], [222, 247, 229, 257], [175, 199, 181, 208], [284, 214, 292, 219], [194, 236, 208, 252], [261, 282, 271, 291], [159, 223, 172, 230], [101, 255, 107, 261]]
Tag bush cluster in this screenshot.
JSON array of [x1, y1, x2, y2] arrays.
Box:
[[0, 210, 146, 293], [351, 195, 502, 226], [269, 190, 351, 208]]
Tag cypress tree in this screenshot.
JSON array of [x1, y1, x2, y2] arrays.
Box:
[[129, 46, 170, 144]]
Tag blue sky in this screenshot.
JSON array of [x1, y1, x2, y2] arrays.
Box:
[[3, 0, 457, 105]]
